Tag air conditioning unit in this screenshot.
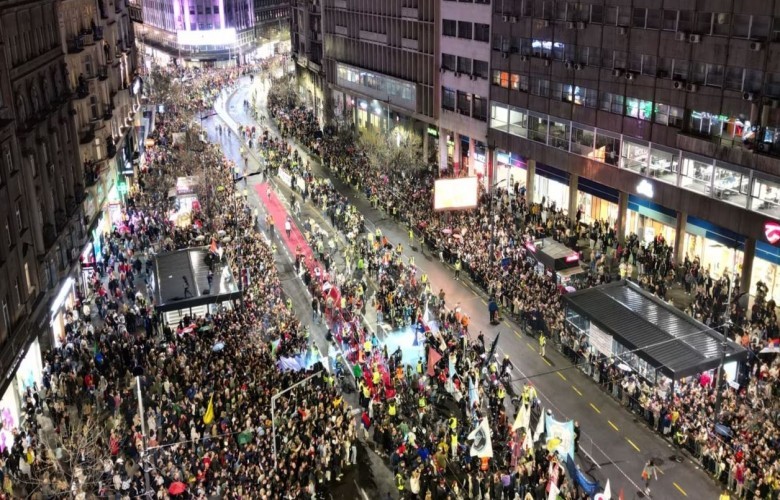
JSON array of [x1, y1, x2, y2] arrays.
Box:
[[612, 68, 623, 77], [439, 67, 445, 73], [454, 72, 461, 77], [542, 19, 550, 27], [674, 31, 687, 42], [470, 74, 477, 80], [544, 59, 551, 67], [618, 26, 628, 35], [510, 16, 518, 23], [743, 92, 756, 101], [574, 63, 583, 70], [686, 82, 699, 92], [750, 41, 763, 51], [625, 72, 636, 81], [566, 21, 575, 29], [502, 15, 509, 22], [689, 33, 701, 43], [577, 22, 586, 30], [520, 55, 528, 61], [501, 52, 509, 59], [673, 80, 685, 90], [565, 61, 574, 69]]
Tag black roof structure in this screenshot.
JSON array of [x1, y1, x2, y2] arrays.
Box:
[[563, 280, 747, 380], [152, 247, 241, 312]]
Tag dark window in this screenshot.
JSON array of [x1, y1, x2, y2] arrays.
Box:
[[458, 21, 472, 39], [442, 87, 456, 111], [473, 95, 487, 121], [457, 91, 471, 115], [474, 23, 489, 42], [442, 53, 457, 71], [457, 56, 471, 73], [443, 20, 456, 36], [473, 60, 489, 79]]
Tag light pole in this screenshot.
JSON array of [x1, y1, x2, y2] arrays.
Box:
[[271, 370, 323, 469], [489, 178, 507, 268], [713, 252, 738, 423]]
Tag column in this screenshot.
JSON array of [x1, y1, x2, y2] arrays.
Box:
[[741, 238, 755, 294], [439, 129, 449, 173], [526, 159, 536, 201], [452, 135, 461, 175], [487, 146, 495, 187], [673, 211, 687, 265], [468, 138, 477, 177], [615, 191, 628, 245], [422, 124, 430, 163], [568, 174, 579, 224]]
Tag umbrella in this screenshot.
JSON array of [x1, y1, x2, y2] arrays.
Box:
[[442, 228, 452, 235], [195, 235, 206, 241], [168, 482, 187, 495], [222, 236, 232, 243], [217, 230, 226, 237], [198, 325, 213, 332], [212, 341, 225, 352]]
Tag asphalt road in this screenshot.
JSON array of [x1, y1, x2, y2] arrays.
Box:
[[210, 75, 719, 500]]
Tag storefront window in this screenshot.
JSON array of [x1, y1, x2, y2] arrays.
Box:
[[680, 156, 713, 194], [711, 163, 750, 207], [578, 191, 619, 225], [494, 151, 527, 190], [571, 125, 595, 157], [528, 114, 548, 143], [490, 103, 508, 132], [509, 108, 528, 138], [621, 139, 649, 173], [751, 257, 780, 299], [684, 232, 744, 280], [648, 145, 679, 184], [595, 131, 620, 166], [534, 175, 569, 210], [549, 121, 570, 150], [626, 97, 653, 121], [750, 175, 780, 218], [625, 210, 676, 246]]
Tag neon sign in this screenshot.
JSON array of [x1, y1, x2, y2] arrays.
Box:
[[765, 221, 780, 245]]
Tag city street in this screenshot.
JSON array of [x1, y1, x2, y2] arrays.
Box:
[[210, 75, 720, 499]]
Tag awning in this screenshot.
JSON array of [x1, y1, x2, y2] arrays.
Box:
[[563, 280, 747, 380]]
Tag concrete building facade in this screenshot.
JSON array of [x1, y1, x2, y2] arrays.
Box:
[[290, 0, 326, 126], [488, 0, 780, 298]]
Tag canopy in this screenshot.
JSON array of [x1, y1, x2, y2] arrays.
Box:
[[563, 280, 747, 380]]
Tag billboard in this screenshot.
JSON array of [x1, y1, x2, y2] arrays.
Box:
[[433, 177, 479, 211], [177, 28, 237, 47]]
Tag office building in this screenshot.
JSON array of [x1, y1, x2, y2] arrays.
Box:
[[438, 0, 491, 179], [322, 0, 438, 158], [290, 0, 325, 126], [132, 0, 289, 64], [488, 1, 780, 297]]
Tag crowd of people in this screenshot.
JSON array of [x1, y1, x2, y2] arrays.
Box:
[[0, 63, 358, 499], [263, 77, 780, 499]]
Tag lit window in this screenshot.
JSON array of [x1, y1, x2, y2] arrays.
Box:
[[626, 98, 653, 120]]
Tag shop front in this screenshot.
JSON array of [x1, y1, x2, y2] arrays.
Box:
[[683, 216, 745, 280], [49, 277, 77, 347], [625, 195, 677, 246], [752, 241, 780, 298], [576, 177, 620, 226], [533, 163, 570, 211], [494, 150, 527, 191], [0, 338, 44, 452]]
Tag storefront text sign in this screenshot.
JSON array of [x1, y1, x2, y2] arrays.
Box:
[[636, 179, 654, 198], [765, 221, 780, 245]]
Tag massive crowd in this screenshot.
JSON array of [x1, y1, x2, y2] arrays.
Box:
[[263, 77, 780, 499], [0, 63, 356, 499]]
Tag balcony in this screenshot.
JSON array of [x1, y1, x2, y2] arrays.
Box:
[[67, 35, 85, 54], [401, 7, 418, 20], [97, 65, 108, 81], [94, 26, 104, 41], [84, 161, 99, 186], [103, 105, 114, 121], [80, 124, 96, 144], [81, 31, 95, 45], [74, 80, 90, 99]]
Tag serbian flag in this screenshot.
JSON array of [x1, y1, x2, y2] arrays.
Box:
[[427, 347, 442, 376]]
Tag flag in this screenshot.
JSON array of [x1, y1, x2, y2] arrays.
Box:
[[426, 347, 442, 376], [545, 437, 562, 453], [270, 339, 280, 355], [547, 480, 560, 500], [448, 354, 457, 379], [203, 395, 214, 425], [485, 332, 501, 365], [512, 402, 530, 431], [603, 479, 611, 500], [522, 430, 533, 452], [618, 488, 624, 500], [533, 408, 545, 442], [468, 418, 493, 458], [468, 377, 479, 408], [209, 238, 218, 254]]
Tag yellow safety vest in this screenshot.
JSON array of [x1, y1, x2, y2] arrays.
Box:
[[449, 417, 457, 430], [497, 388, 506, 399], [373, 371, 381, 384], [389, 403, 396, 416], [396, 474, 404, 490], [418, 397, 426, 408], [417, 361, 423, 374], [362, 384, 371, 399]]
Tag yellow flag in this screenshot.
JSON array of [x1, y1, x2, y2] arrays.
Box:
[[203, 395, 214, 425]]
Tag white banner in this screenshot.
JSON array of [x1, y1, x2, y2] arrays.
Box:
[[468, 418, 493, 458], [589, 323, 614, 357]]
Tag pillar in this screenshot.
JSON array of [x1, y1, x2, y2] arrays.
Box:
[[487, 146, 495, 187], [741, 238, 755, 294], [422, 123, 430, 163], [452, 134, 461, 175], [468, 138, 477, 178], [568, 174, 579, 223], [439, 129, 449, 173], [526, 159, 536, 202], [615, 190, 628, 245], [673, 211, 687, 265]]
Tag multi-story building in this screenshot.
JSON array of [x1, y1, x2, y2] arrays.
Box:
[[437, 0, 491, 180], [59, 0, 140, 286], [322, 0, 438, 159], [0, 0, 85, 431], [290, 0, 325, 126], [132, 0, 289, 64], [488, 1, 780, 298]]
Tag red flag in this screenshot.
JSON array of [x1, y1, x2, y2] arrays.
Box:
[[618, 488, 624, 500], [209, 238, 218, 254], [426, 347, 442, 376]]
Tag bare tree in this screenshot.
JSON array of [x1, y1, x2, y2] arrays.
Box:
[[359, 126, 424, 173], [10, 415, 114, 499]]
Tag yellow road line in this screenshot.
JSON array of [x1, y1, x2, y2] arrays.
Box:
[[542, 357, 552, 366], [608, 420, 619, 432], [557, 372, 567, 381], [526, 343, 536, 352], [571, 385, 583, 396], [626, 438, 641, 452], [514, 331, 522, 338], [589, 403, 601, 414], [673, 482, 687, 496]]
